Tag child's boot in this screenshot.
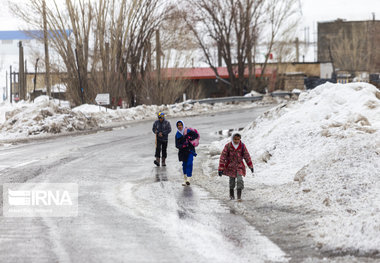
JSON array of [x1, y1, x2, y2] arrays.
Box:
[[162, 158, 166, 166], [182, 175, 187, 186], [229, 189, 235, 200], [154, 157, 160, 167], [237, 189, 242, 201], [186, 176, 190, 185]]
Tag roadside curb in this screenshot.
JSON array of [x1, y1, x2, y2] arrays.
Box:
[[0, 103, 279, 146]]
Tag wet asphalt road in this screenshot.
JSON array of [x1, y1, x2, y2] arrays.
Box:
[[0, 106, 289, 263]]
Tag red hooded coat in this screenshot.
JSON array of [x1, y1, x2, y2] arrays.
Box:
[[218, 141, 253, 177]]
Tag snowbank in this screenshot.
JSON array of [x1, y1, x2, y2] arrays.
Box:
[[0, 96, 99, 139], [0, 95, 281, 141], [244, 90, 264, 97], [207, 82, 380, 255]]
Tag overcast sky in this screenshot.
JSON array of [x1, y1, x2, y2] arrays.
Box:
[[0, 0, 379, 38], [302, 0, 379, 34]]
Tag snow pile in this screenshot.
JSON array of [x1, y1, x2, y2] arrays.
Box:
[[244, 90, 264, 97], [71, 100, 283, 125], [42, 83, 67, 93], [208, 82, 380, 255], [0, 95, 281, 141], [0, 96, 99, 138]]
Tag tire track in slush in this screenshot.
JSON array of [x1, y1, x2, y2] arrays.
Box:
[[112, 167, 288, 263]]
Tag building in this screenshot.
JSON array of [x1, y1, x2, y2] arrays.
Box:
[[258, 62, 334, 90], [159, 67, 277, 97], [0, 30, 71, 102], [263, 62, 333, 79], [318, 19, 380, 73], [0, 31, 42, 101]]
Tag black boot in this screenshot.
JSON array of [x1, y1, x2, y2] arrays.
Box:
[[237, 189, 242, 201], [229, 189, 235, 200], [154, 157, 160, 167]]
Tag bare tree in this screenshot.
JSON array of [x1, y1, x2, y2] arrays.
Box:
[[180, 0, 300, 95], [90, 0, 160, 107], [182, 0, 265, 96], [256, 0, 300, 92], [10, 0, 172, 106], [145, 11, 199, 104], [329, 25, 371, 73], [10, 0, 95, 105]]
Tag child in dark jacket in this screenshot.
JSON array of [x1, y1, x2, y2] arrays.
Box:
[[175, 120, 199, 186], [218, 132, 254, 201], [152, 112, 171, 166]]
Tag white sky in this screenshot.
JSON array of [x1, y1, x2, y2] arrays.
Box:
[[0, 0, 380, 41], [1, 0, 379, 32], [301, 0, 380, 42]]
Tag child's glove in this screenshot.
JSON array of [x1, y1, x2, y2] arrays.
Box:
[[250, 167, 254, 173], [218, 171, 223, 177]]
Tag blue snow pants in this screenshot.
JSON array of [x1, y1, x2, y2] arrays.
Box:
[[182, 152, 194, 177]]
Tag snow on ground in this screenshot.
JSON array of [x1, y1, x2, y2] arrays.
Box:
[[203, 82, 380, 256], [0, 96, 98, 139], [244, 90, 263, 97], [0, 94, 282, 141], [2, 81, 379, 256]]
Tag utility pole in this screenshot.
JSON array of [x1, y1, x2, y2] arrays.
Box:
[[18, 41, 25, 100], [33, 58, 39, 101], [9, 66, 12, 103], [295, 37, 299, 63], [42, 0, 51, 97], [5, 70, 8, 101]]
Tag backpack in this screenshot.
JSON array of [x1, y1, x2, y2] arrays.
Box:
[[184, 127, 200, 147]]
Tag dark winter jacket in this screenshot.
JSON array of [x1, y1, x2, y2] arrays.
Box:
[[175, 128, 198, 162], [152, 119, 172, 142]]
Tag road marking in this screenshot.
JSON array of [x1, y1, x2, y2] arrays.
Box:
[[13, 160, 39, 168], [0, 149, 30, 157]]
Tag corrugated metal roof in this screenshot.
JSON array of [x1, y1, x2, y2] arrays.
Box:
[[160, 67, 276, 80], [0, 30, 72, 40]]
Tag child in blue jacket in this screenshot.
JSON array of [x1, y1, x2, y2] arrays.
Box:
[[175, 120, 199, 186]]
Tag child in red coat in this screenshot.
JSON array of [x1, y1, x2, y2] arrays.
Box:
[[218, 133, 254, 201]]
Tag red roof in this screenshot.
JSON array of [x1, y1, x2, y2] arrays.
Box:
[[159, 67, 276, 80]]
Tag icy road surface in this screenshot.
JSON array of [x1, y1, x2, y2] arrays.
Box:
[[0, 106, 287, 263]]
